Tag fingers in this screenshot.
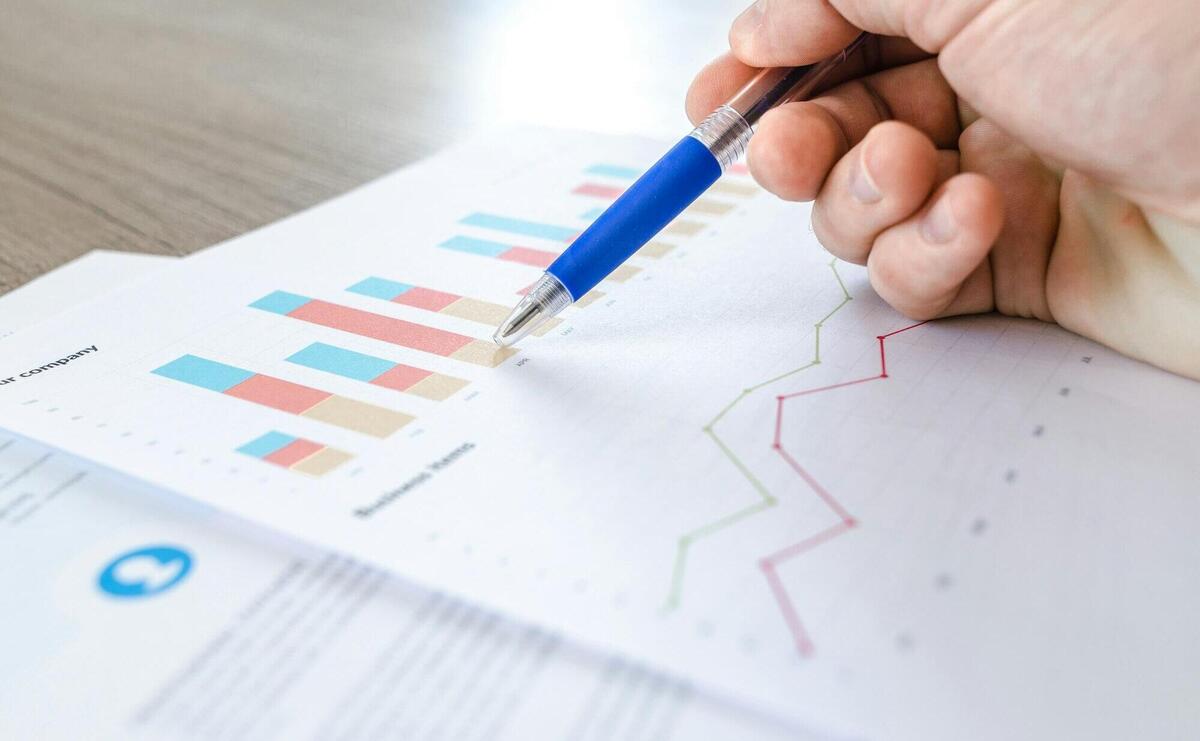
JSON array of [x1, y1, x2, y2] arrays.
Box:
[[957, 119, 1061, 320], [686, 52, 758, 126], [811, 121, 940, 264], [685, 38, 930, 126], [728, 0, 995, 64], [867, 173, 1004, 319], [729, 0, 861, 66], [740, 59, 959, 200]]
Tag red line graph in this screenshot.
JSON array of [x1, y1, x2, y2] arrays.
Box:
[[761, 320, 927, 656]]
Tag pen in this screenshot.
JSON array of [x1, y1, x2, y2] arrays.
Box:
[[494, 32, 871, 347]]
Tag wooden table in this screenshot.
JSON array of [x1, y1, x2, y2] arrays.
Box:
[[0, 0, 743, 294]]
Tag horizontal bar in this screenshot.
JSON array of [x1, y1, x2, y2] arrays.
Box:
[[349, 278, 540, 329], [252, 292, 481, 358], [574, 181, 734, 219], [686, 199, 735, 216], [237, 431, 355, 476], [460, 213, 577, 243], [664, 220, 705, 238], [711, 180, 758, 197], [573, 182, 624, 199], [287, 342, 470, 400], [265, 438, 325, 467], [638, 242, 675, 259], [291, 447, 354, 476], [153, 355, 254, 393], [498, 246, 557, 269], [225, 375, 331, 414], [586, 164, 640, 179], [606, 265, 641, 283], [439, 235, 510, 258], [288, 343, 394, 382], [154, 354, 412, 437], [237, 431, 297, 459], [301, 395, 412, 438], [346, 277, 413, 301]]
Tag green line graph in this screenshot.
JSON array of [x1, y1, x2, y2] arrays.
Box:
[[662, 258, 853, 611]]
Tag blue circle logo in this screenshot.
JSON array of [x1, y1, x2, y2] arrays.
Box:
[[97, 546, 194, 599]]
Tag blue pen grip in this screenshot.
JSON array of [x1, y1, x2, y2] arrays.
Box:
[[548, 136, 722, 300]]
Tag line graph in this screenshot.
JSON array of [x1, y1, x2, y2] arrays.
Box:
[[663, 258, 853, 611], [658, 254, 932, 656], [761, 320, 926, 656]]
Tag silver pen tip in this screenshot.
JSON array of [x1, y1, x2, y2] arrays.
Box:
[[491, 273, 573, 348], [492, 301, 545, 348]]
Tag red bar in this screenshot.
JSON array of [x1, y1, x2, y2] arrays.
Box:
[[226, 375, 331, 414], [289, 300, 474, 357], [499, 247, 556, 269], [573, 182, 624, 199], [264, 439, 324, 467], [371, 364, 433, 391], [394, 287, 459, 312]]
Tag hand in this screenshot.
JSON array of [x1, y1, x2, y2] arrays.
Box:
[[688, 1, 1200, 378]]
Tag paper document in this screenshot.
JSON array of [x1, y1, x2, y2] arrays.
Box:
[[0, 435, 809, 741], [0, 128, 1197, 740], [0, 251, 809, 741], [0, 250, 172, 339]]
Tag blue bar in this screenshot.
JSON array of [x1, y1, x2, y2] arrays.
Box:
[[439, 236, 510, 257], [250, 291, 311, 315], [153, 355, 255, 392], [287, 343, 394, 382], [586, 164, 640, 179], [237, 431, 297, 459], [347, 277, 412, 301], [579, 207, 605, 221], [460, 213, 577, 242]]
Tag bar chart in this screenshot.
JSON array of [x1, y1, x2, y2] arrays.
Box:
[[249, 291, 516, 368], [346, 277, 561, 336], [572, 182, 735, 217], [287, 343, 469, 401], [440, 235, 558, 269], [450, 214, 642, 282], [237, 430, 353, 476], [152, 355, 413, 438]]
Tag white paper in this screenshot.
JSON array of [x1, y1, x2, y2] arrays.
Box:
[[0, 252, 811, 740], [0, 128, 1197, 740], [0, 435, 810, 741], [0, 250, 172, 339]]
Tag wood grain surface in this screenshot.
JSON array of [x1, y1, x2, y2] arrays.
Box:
[[0, 0, 742, 294]]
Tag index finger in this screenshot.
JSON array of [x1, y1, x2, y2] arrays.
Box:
[[686, 36, 929, 126], [729, 0, 994, 66]]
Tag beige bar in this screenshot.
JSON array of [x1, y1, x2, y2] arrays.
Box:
[[532, 317, 563, 337], [712, 180, 759, 197], [441, 297, 510, 325], [638, 242, 675, 259], [450, 340, 518, 367], [664, 220, 705, 238], [686, 198, 735, 216], [406, 373, 470, 401], [301, 395, 413, 438], [606, 265, 642, 283], [291, 447, 355, 476], [575, 290, 604, 307]]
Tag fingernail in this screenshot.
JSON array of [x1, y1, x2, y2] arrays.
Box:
[[732, 0, 765, 42], [849, 146, 882, 204], [920, 192, 958, 244]]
